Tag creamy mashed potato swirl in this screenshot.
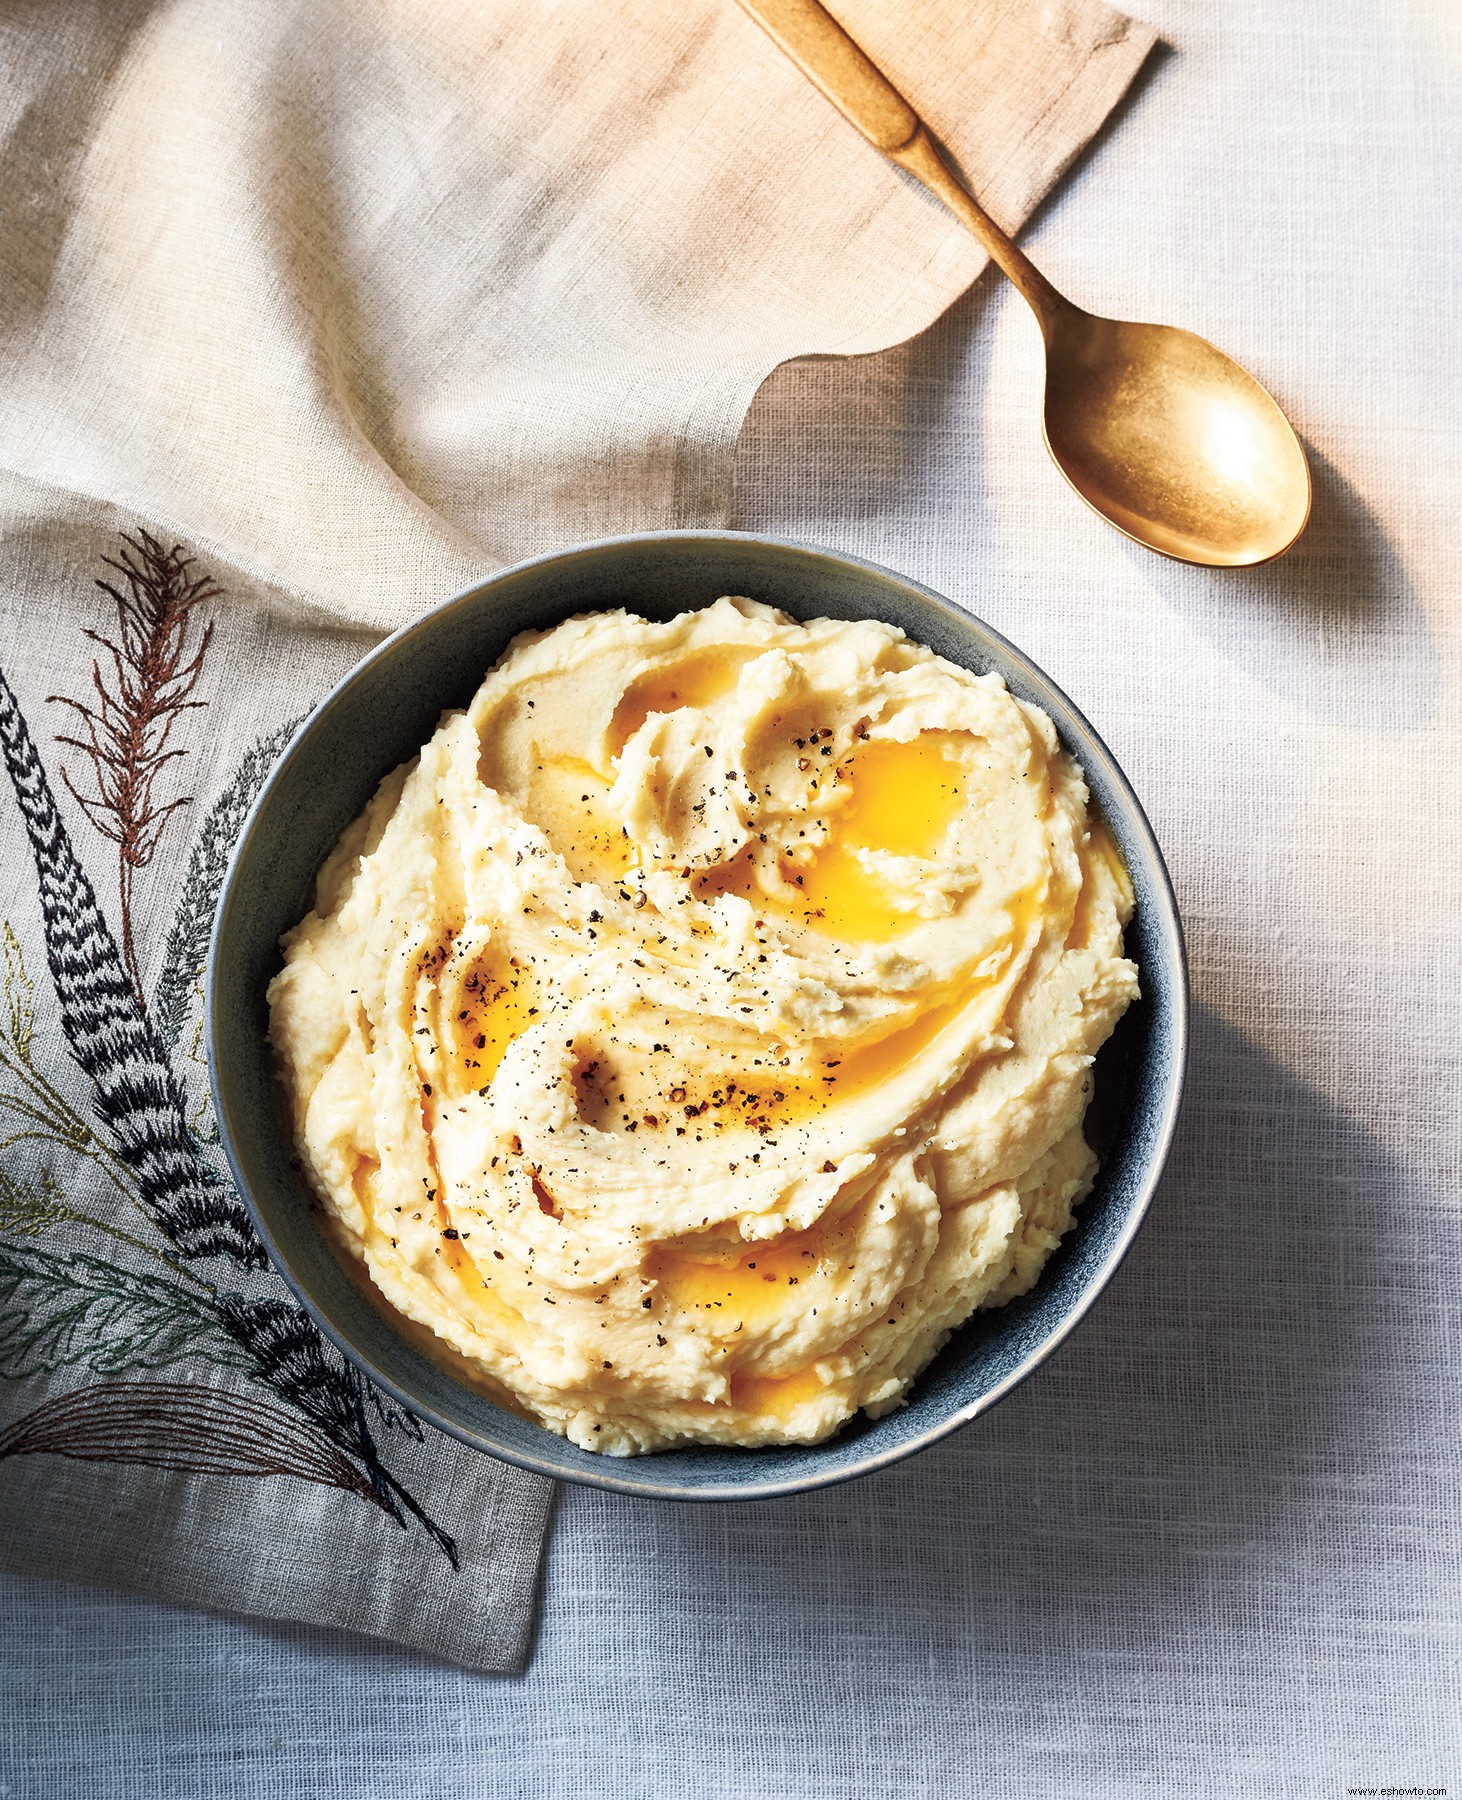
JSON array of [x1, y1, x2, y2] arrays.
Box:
[[268, 599, 1138, 1453]]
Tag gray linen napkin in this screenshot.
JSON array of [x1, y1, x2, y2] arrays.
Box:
[[0, 0, 1156, 1671]]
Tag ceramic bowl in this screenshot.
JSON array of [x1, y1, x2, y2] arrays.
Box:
[[208, 531, 1187, 1500]]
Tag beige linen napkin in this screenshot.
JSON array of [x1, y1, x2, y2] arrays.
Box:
[[0, 0, 1155, 1671]]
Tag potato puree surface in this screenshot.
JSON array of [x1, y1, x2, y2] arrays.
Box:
[[268, 599, 1139, 1453]]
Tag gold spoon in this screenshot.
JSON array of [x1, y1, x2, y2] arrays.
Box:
[[736, 0, 1311, 566]]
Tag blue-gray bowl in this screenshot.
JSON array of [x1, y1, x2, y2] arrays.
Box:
[[208, 531, 1187, 1501]]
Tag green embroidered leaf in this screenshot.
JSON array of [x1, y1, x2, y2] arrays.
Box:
[[0, 921, 142, 1201], [0, 1239, 245, 1379], [0, 1162, 210, 1280], [0, 1163, 67, 1236], [2, 920, 35, 1057], [155, 717, 303, 1050]]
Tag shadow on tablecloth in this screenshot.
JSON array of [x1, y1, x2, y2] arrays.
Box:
[[634, 999, 1445, 1694]]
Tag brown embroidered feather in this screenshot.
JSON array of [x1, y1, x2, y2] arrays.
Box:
[[48, 531, 218, 1004]]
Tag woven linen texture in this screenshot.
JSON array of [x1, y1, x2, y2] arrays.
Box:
[[0, 0, 1155, 1673]]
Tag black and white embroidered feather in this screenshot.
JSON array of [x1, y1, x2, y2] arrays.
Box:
[[0, 668, 264, 1268], [212, 1294, 460, 1566]]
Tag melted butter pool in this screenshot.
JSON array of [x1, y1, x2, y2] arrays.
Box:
[[649, 1227, 829, 1329]]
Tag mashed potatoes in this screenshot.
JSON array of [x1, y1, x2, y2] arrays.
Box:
[[268, 599, 1138, 1453]]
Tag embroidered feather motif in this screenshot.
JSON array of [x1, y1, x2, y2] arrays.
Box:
[[0, 1379, 397, 1509], [0, 662, 459, 1568], [0, 667, 263, 1269]]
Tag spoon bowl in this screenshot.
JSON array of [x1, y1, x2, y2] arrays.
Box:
[[737, 0, 1313, 567], [1042, 311, 1312, 565]]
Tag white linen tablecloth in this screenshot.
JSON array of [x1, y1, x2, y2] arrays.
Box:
[[3, 0, 1459, 1791]]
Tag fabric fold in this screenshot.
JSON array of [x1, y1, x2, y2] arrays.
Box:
[[0, 0, 1157, 1672]]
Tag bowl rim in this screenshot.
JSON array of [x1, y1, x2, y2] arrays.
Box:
[[207, 528, 1189, 1501]]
